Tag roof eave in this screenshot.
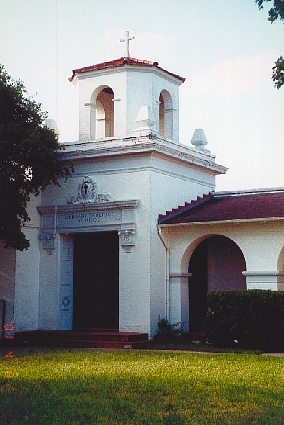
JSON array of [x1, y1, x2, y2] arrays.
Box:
[[158, 217, 284, 226]]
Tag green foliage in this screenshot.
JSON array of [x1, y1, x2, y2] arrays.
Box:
[[255, 0, 284, 88], [272, 55, 284, 88], [207, 290, 284, 350], [256, 0, 284, 22], [155, 317, 183, 342], [0, 350, 284, 424], [0, 65, 72, 250]]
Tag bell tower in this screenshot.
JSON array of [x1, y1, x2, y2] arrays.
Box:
[[69, 32, 185, 143]]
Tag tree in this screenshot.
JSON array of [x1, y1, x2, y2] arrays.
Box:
[[255, 0, 284, 88], [0, 65, 72, 251]]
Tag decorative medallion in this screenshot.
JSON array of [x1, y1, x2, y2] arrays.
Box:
[[67, 176, 113, 205]]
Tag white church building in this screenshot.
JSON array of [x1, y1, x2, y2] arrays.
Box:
[[1, 35, 284, 341]]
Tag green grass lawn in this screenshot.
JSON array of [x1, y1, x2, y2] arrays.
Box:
[[0, 349, 284, 425]]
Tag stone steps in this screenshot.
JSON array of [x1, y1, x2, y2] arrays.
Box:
[[8, 329, 149, 349]]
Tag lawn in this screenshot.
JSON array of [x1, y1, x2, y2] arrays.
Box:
[[0, 349, 283, 425]]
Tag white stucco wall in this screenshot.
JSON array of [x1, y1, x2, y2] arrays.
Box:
[[148, 154, 216, 336], [14, 195, 41, 331]]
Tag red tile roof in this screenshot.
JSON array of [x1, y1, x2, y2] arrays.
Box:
[[69, 57, 185, 83], [158, 190, 284, 224]]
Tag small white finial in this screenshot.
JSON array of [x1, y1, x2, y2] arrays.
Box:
[[45, 119, 59, 136], [120, 30, 135, 58], [191, 129, 208, 149]]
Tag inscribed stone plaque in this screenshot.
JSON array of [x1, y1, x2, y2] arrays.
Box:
[[57, 210, 121, 229]]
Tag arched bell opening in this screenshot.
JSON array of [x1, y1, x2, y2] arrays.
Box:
[[90, 86, 114, 139], [159, 89, 173, 139]]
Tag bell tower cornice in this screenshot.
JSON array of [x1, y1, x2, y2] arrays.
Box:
[[60, 134, 227, 176]]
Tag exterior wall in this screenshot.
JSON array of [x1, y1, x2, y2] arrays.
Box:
[[148, 155, 216, 336], [0, 242, 16, 332], [126, 70, 180, 141], [14, 195, 41, 331], [38, 238, 61, 330]]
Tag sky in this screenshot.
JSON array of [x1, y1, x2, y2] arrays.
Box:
[[2, 0, 284, 191]]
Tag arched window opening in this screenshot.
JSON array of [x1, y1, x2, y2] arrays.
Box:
[[90, 86, 114, 140], [188, 235, 246, 333], [159, 90, 173, 139]]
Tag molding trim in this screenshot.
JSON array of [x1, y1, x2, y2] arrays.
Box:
[[61, 135, 226, 175], [159, 217, 284, 227], [243, 271, 284, 277]]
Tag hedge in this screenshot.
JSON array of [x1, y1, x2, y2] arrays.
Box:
[[207, 290, 284, 350]]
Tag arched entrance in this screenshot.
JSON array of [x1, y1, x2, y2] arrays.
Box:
[[188, 235, 246, 333]]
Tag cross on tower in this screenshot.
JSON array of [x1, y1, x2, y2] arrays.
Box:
[[120, 30, 135, 58]]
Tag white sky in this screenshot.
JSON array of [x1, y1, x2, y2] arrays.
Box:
[[2, 0, 284, 190]]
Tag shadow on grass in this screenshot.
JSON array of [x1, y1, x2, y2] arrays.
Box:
[[0, 372, 284, 425]]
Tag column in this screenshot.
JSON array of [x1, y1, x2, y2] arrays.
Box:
[[169, 273, 191, 332]]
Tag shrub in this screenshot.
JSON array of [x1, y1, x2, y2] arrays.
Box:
[[207, 290, 284, 350], [155, 317, 183, 342]]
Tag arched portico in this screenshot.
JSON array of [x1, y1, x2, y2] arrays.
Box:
[[187, 235, 246, 333], [168, 231, 248, 332]]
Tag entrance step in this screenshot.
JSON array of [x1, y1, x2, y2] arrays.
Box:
[[11, 330, 149, 349]]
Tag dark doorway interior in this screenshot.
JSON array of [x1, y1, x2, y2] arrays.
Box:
[[73, 232, 119, 330], [188, 236, 246, 333], [188, 242, 208, 333]]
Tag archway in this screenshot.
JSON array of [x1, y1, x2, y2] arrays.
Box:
[[90, 86, 114, 139], [159, 89, 173, 139], [188, 235, 246, 333]]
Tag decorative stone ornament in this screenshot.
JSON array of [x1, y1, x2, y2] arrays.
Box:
[[78, 176, 96, 203], [67, 176, 112, 204], [39, 233, 56, 255], [191, 128, 208, 148], [118, 229, 136, 252]]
